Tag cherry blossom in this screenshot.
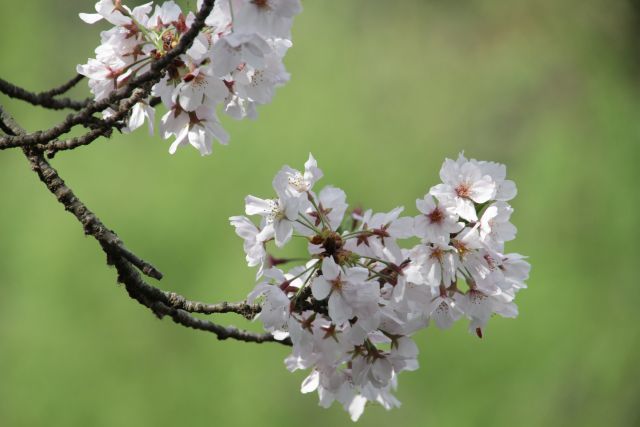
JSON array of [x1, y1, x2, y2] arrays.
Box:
[[233, 153, 530, 420], [414, 195, 463, 243], [430, 154, 497, 221], [78, 0, 299, 155]]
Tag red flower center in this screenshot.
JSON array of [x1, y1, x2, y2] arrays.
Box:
[[455, 183, 471, 198], [252, 0, 271, 9], [427, 207, 444, 224]]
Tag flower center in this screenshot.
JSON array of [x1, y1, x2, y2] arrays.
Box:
[[455, 182, 471, 198], [251, 69, 265, 87], [429, 246, 444, 261], [330, 277, 343, 291], [266, 199, 284, 223], [252, 0, 271, 9], [310, 231, 344, 257], [469, 290, 486, 305], [451, 239, 469, 258], [288, 172, 306, 192], [435, 300, 450, 316], [427, 207, 444, 224]]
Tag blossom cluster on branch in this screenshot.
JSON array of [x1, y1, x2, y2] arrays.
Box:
[[0, 0, 532, 422], [231, 153, 530, 420], [78, 0, 300, 155]]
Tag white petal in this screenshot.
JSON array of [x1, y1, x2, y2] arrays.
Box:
[[245, 196, 272, 216], [79, 13, 104, 24], [321, 256, 340, 280], [300, 370, 320, 394], [416, 196, 435, 215], [496, 180, 517, 201], [311, 277, 331, 300], [274, 219, 293, 247], [456, 198, 477, 222], [470, 176, 496, 203], [348, 395, 368, 422], [256, 224, 275, 242], [272, 330, 290, 341], [126, 104, 145, 132], [328, 293, 352, 325]]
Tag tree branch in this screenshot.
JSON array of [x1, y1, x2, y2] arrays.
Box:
[[164, 295, 261, 319], [39, 84, 154, 157], [110, 249, 289, 345], [0, 0, 216, 151], [39, 74, 85, 97], [0, 96, 289, 346], [0, 75, 88, 111], [20, 129, 164, 281]]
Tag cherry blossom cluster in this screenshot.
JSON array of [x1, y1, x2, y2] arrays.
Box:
[[77, 0, 300, 155], [231, 153, 530, 421]]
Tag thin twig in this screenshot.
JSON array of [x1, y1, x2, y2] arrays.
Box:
[[40, 85, 153, 157], [40, 74, 85, 97], [0, 104, 22, 135], [0, 76, 89, 110]]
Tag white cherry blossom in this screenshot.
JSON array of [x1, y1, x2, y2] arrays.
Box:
[[80, 0, 133, 26], [211, 33, 272, 77], [427, 292, 464, 329], [229, 216, 267, 275], [479, 201, 517, 251], [229, 153, 529, 419], [234, 0, 302, 38], [160, 105, 229, 155], [228, 143, 527, 420], [414, 195, 463, 243], [311, 257, 379, 326], [430, 156, 497, 221], [244, 194, 301, 247], [273, 153, 324, 200], [79, 0, 299, 155]]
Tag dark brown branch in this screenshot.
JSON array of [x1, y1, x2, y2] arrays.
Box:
[[40, 74, 85, 97], [111, 250, 289, 345], [0, 76, 89, 110], [0, 103, 22, 135], [21, 141, 163, 281], [44, 127, 115, 159], [1, 98, 289, 346], [40, 85, 153, 157], [0, 0, 216, 151], [22, 143, 286, 344], [1, 105, 163, 280], [165, 295, 261, 319]]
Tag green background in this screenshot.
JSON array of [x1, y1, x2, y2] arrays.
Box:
[[1, 0, 638, 425]]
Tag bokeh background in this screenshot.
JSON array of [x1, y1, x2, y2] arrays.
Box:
[[1, 0, 639, 426]]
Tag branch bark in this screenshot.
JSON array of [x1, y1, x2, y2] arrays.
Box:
[[0, 75, 88, 111]]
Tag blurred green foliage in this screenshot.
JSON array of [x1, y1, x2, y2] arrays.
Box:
[[1, 0, 639, 426]]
